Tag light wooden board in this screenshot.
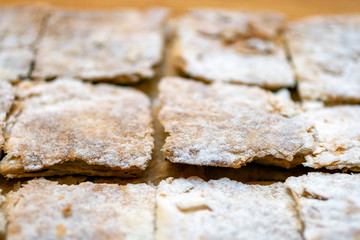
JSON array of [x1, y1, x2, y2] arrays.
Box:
[[0, 0, 359, 19]]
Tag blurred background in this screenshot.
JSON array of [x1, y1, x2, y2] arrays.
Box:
[[0, 0, 359, 19]]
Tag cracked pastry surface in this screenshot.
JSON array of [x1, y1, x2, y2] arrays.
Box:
[[0, 78, 154, 178], [32, 8, 168, 83], [156, 177, 302, 240], [286, 173, 360, 240], [173, 9, 294, 89], [3, 179, 156, 240], [285, 15, 360, 104], [302, 106, 360, 171], [158, 77, 316, 168]]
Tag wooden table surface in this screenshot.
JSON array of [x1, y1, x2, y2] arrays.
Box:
[[0, 0, 359, 19]]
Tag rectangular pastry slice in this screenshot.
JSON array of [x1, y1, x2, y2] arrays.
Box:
[[0, 78, 154, 178], [158, 77, 316, 168], [3, 179, 155, 240], [173, 9, 294, 89], [302, 106, 360, 171], [156, 177, 302, 240], [286, 173, 360, 240], [0, 81, 14, 152], [0, 5, 48, 82], [32, 8, 168, 83], [286, 15, 360, 104]]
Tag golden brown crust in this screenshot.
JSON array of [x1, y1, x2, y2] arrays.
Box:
[[158, 77, 316, 168], [32, 8, 168, 83], [3, 179, 156, 240], [0, 78, 154, 178]]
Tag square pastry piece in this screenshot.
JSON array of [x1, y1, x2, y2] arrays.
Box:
[[0, 81, 14, 152], [286, 173, 360, 240], [158, 77, 316, 169], [3, 179, 155, 240], [0, 78, 154, 178], [173, 9, 294, 89], [0, 5, 48, 81], [156, 178, 302, 240], [32, 8, 168, 83], [286, 15, 360, 104], [302, 106, 360, 171]]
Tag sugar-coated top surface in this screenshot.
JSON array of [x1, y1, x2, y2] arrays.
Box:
[[4, 179, 156, 240], [174, 9, 294, 89], [286, 172, 360, 240], [0, 5, 47, 49], [156, 177, 302, 240], [158, 77, 316, 168], [0, 80, 14, 151], [302, 106, 360, 170], [1, 78, 154, 173], [286, 15, 360, 103], [33, 8, 168, 82]]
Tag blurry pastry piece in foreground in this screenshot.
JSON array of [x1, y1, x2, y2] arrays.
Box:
[[0, 78, 154, 178], [32, 8, 168, 83], [0, 5, 48, 82], [302, 106, 360, 171], [0, 81, 14, 152], [173, 9, 294, 89], [156, 177, 302, 240], [158, 77, 316, 169], [286, 173, 360, 240], [286, 15, 360, 104], [3, 179, 155, 240]]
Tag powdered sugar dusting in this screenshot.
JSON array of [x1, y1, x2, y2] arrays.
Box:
[[33, 8, 168, 83], [0, 81, 14, 151], [302, 106, 360, 170], [4, 179, 155, 240], [0, 5, 46, 49], [0, 5, 48, 82], [286, 15, 360, 103], [1, 78, 154, 176], [174, 9, 294, 89], [0, 49, 33, 82], [286, 173, 360, 240], [158, 77, 316, 168], [156, 177, 301, 240]]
